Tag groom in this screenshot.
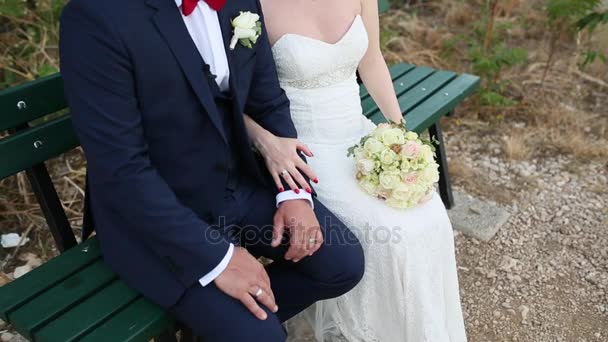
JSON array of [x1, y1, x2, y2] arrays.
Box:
[[59, 0, 364, 340]]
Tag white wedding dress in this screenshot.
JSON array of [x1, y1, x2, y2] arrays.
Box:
[[272, 15, 467, 342]]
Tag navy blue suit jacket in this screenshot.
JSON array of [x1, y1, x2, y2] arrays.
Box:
[[60, 0, 298, 308]]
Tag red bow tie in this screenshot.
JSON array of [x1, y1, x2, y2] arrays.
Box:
[[182, 0, 226, 16]]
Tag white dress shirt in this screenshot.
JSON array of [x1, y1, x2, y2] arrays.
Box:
[[174, 0, 312, 287]]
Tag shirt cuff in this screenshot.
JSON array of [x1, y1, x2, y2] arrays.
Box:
[[276, 190, 314, 209], [198, 243, 234, 287]]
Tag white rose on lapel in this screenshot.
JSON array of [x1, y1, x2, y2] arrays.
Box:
[[230, 11, 262, 50]]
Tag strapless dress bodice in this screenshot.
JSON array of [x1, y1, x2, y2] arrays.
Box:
[[271, 16, 373, 145]]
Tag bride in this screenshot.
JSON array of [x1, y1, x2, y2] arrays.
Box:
[[244, 0, 467, 340]]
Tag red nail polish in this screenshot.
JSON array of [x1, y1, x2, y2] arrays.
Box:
[[313, 178, 319, 184], [306, 188, 312, 193], [294, 189, 300, 194], [279, 187, 284, 192]]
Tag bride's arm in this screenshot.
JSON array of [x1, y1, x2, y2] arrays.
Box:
[[243, 114, 318, 192], [358, 0, 403, 124]]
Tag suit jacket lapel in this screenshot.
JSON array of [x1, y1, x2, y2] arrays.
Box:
[[147, 0, 228, 143]]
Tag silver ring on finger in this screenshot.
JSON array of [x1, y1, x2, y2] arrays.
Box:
[[308, 238, 317, 245], [280, 169, 290, 177], [254, 287, 263, 298]]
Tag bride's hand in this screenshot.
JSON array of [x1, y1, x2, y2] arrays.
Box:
[[256, 134, 319, 192]]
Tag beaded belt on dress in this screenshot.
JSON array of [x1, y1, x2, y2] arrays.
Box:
[[280, 66, 355, 89]]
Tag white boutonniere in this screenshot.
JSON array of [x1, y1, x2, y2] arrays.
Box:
[[230, 11, 262, 50]]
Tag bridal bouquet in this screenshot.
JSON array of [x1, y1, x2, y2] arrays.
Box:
[[347, 121, 439, 209]]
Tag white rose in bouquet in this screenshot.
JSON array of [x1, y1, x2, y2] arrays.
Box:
[[379, 170, 401, 190], [379, 149, 398, 165], [380, 128, 405, 146], [405, 131, 419, 140], [373, 123, 391, 139], [357, 158, 376, 175], [359, 174, 379, 195], [420, 144, 434, 161], [386, 184, 414, 208], [419, 163, 440, 183], [364, 138, 384, 154]]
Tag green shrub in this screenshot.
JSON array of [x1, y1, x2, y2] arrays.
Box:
[[0, 0, 66, 89]]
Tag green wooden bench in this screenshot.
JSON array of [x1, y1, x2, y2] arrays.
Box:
[[0, 76, 177, 342]]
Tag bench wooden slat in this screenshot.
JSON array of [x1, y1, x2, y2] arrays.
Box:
[[402, 73, 480, 132], [0, 238, 101, 322], [79, 297, 174, 342], [35, 281, 140, 342], [0, 114, 80, 179], [367, 70, 458, 125], [10, 260, 117, 339], [378, 0, 390, 13], [395, 70, 457, 113], [359, 63, 415, 99], [362, 66, 435, 116], [0, 74, 67, 132]]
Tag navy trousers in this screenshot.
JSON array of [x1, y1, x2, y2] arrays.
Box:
[[169, 182, 365, 341]]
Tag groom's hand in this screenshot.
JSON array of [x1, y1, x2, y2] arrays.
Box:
[[214, 247, 278, 320], [273, 200, 324, 262]]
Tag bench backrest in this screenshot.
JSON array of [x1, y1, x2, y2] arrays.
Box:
[[0, 75, 78, 180], [0, 75, 79, 252], [379, 0, 390, 13]]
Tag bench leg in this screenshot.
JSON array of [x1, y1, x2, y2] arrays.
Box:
[[428, 118, 455, 210], [10, 125, 78, 252], [26, 163, 78, 252]]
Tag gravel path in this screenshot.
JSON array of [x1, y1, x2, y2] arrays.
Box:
[[447, 128, 607, 342]]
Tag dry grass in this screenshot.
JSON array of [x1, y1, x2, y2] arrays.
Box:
[[444, 1, 475, 27], [448, 159, 475, 181], [503, 130, 534, 161], [547, 127, 608, 160], [380, 10, 451, 69], [0, 151, 86, 272]]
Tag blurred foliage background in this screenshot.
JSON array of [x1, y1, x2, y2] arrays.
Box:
[[0, 0, 65, 88]]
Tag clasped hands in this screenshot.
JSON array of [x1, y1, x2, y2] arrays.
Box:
[[215, 199, 323, 319]]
